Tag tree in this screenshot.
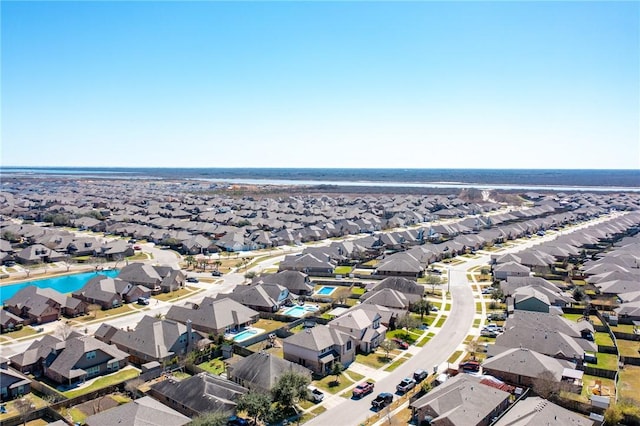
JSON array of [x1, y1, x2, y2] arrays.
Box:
[[466, 340, 481, 361], [604, 403, 624, 426], [271, 371, 310, 412], [189, 411, 229, 426], [535, 370, 559, 399], [411, 298, 431, 320], [244, 271, 257, 280], [14, 397, 33, 426], [425, 274, 441, 294], [572, 286, 585, 302], [237, 390, 272, 424], [490, 287, 504, 302], [184, 255, 195, 270], [380, 339, 396, 362], [397, 314, 422, 331], [330, 362, 345, 385], [55, 323, 73, 340], [87, 303, 102, 319]]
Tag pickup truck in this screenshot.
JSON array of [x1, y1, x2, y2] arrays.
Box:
[[396, 377, 416, 393], [352, 381, 375, 398], [371, 392, 393, 409]]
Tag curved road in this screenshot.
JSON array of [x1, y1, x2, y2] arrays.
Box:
[[306, 265, 475, 426]]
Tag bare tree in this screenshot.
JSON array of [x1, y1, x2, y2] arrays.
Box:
[[466, 340, 481, 361], [125, 378, 144, 399], [380, 339, 396, 362], [87, 303, 102, 319], [14, 397, 33, 426], [55, 323, 73, 340], [535, 370, 560, 399]]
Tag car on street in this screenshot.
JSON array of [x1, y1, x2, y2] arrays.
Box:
[[392, 337, 409, 350], [211, 270, 222, 276], [133, 245, 142, 250], [137, 297, 150, 305], [396, 377, 416, 393], [371, 392, 393, 409], [186, 277, 199, 283], [353, 381, 375, 398], [413, 369, 428, 383]]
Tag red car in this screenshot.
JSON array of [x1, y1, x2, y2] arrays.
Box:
[[392, 337, 409, 350], [133, 245, 141, 250]]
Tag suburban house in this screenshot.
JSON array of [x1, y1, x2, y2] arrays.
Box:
[[374, 252, 424, 278], [165, 297, 260, 335], [360, 288, 419, 310], [327, 309, 387, 354], [44, 335, 129, 385], [14, 244, 66, 264], [508, 285, 575, 314], [493, 261, 531, 280], [96, 240, 134, 261], [117, 263, 185, 293], [0, 309, 24, 333], [4, 286, 86, 324], [283, 325, 356, 376], [410, 374, 511, 426], [226, 351, 312, 393], [85, 396, 191, 426], [224, 282, 291, 312], [1, 358, 31, 402], [482, 347, 583, 395], [72, 275, 133, 309], [493, 326, 594, 362], [278, 253, 336, 274], [9, 334, 68, 376], [366, 276, 425, 297], [149, 372, 248, 418], [107, 316, 206, 364], [252, 270, 314, 295], [493, 396, 594, 426]]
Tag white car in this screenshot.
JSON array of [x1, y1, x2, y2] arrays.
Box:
[[307, 386, 324, 402]]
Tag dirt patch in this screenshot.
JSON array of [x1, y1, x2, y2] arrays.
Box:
[[74, 395, 119, 417]]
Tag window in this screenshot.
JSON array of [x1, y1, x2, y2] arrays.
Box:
[[86, 365, 101, 377], [346, 341, 352, 351], [86, 351, 96, 360], [107, 362, 119, 371]]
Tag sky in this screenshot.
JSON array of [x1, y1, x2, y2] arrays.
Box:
[[1, 1, 639, 169]]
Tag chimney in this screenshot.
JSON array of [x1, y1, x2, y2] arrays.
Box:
[[232, 311, 239, 328], [186, 319, 193, 352]]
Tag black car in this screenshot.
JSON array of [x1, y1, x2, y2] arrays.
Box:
[[371, 392, 393, 409], [186, 277, 199, 283], [228, 416, 249, 426], [211, 270, 222, 276]]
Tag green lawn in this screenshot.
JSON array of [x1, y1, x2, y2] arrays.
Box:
[[579, 374, 616, 402], [1, 326, 38, 339], [384, 355, 411, 372], [386, 329, 418, 344], [75, 304, 134, 322], [63, 368, 140, 399], [356, 353, 391, 369], [334, 266, 353, 275], [447, 351, 462, 364], [562, 313, 583, 322], [351, 287, 366, 296], [610, 324, 637, 334], [586, 353, 619, 371], [444, 303, 451, 311], [416, 336, 431, 347], [475, 302, 482, 313], [433, 316, 447, 328], [313, 370, 364, 394], [153, 287, 196, 301], [473, 319, 481, 327], [594, 332, 615, 347], [197, 358, 226, 375]]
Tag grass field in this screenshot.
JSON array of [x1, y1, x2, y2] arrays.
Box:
[[617, 339, 640, 357], [63, 368, 140, 399], [197, 358, 226, 375], [586, 353, 618, 371], [447, 351, 462, 364], [313, 370, 364, 394], [594, 332, 615, 347], [619, 365, 640, 403]]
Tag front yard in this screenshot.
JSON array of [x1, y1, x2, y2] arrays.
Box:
[[312, 370, 364, 394], [63, 368, 140, 399]]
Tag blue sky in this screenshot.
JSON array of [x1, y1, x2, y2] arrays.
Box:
[[2, 1, 638, 169]]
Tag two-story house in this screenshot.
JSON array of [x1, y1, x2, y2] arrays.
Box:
[[327, 310, 386, 354], [282, 325, 355, 376]]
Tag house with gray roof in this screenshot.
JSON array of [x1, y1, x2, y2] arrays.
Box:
[[328, 309, 386, 354], [85, 395, 191, 426], [72, 275, 132, 309], [166, 297, 259, 335], [410, 373, 511, 426], [15, 244, 65, 264], [1, 365, 31, 401], [366, 276, 425, 296], [4, 286, 85, 324], [224, 282, 290, 312], [374, 252, 423, 278], [227, 351, 312, 393], [493, 261, 531, 280], [9, 334, 67, 375], [360, 288, 418, 310], [149, 372, 248, 418], [493, 325, 593, 361], [283, 325, 355, 376], [279, 253, 336, 274], [493, 396, 594, 426], [45, 335, 129, 385], [96, 240, 134, 261], [482, 347, 583, 396], [253, 270, 314, 295], [0, 309, 24, 333], [109, 315, 205, 364]]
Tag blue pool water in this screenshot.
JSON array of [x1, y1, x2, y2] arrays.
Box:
[[232, 329, 258, 342], [0, 270, 119, 304], [283, 304, 319, 318], [316, 286, 336, 296]]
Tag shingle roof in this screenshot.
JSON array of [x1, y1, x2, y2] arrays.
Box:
[[228, 351, 312, 392], [85, 396, 191, 426], [493, 396, 594, 426]]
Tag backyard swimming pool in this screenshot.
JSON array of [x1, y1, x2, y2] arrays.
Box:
[[282, 304, 319, 318], [316, 286, 336, 296], [0, 270, 119, 304], [227, 327, 265, 342]]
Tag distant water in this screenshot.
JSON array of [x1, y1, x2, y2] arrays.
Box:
[[1, 167, 639, 191], [0, 270, 119, 304]]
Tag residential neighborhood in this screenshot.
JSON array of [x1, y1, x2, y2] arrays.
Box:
[[1, 177, 640, 426]]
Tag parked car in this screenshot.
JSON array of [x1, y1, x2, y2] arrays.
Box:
[[396, 377, 416, 393], [137, 297, 150, 305], [413, 369, 428, 383], [227, 416, 249, 426], [459, 361, 480, 372], [211, 270, 222, 276], [186, 277, 199, 283], [371, 392, 393, 409], [392, 337, 409, 350], [480, 328, 498, 337], [133, 245, 142, 250], [484, 323, 503, 333], [307, 386, 324, 403], [353, 381, 375, 398]]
